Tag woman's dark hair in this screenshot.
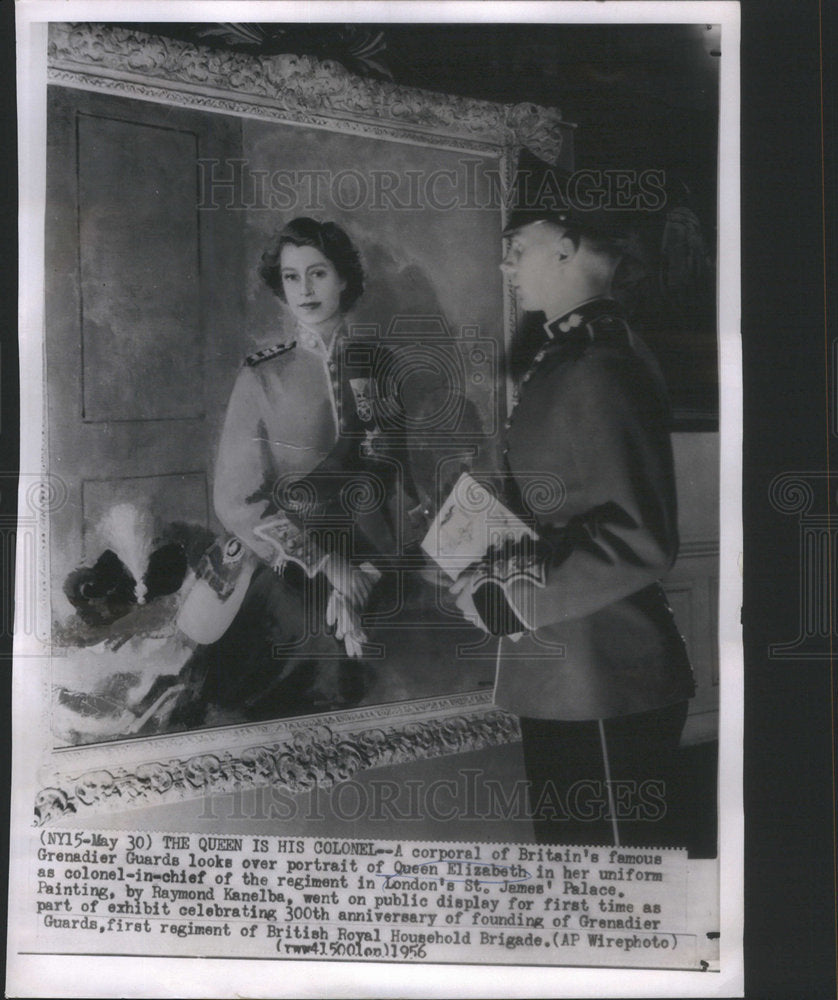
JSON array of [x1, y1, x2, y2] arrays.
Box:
[[259, 217, 365, 312]]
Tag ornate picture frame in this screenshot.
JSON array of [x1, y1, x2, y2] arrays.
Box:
[[34, 22, 574, 823]]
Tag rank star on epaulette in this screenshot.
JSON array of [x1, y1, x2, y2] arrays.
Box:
[[245, 341, 296, 366]]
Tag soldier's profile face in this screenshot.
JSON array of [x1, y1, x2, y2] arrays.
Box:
[[500, 222, 564, 314], [280, 244, 347, 331]]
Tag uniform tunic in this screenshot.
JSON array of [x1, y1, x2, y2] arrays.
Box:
[[214, 323, 402, 570], [485, 297, 694, 721], [179, 323, 399, 722]]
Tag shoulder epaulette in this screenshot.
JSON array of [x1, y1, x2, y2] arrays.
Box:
[[245, 341, 296, 367], [587, 313, 632, 345]]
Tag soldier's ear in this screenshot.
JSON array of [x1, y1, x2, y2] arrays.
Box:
[[555, 233, 577, 263]]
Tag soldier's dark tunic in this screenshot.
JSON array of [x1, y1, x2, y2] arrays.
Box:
[[487, 297, 694, 719], [474, 297, 694, 845]]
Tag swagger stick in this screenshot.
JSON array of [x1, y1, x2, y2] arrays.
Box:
[[598, 719, 621, 847]]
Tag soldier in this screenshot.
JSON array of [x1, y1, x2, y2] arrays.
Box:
[[451, 154, 695, 846]]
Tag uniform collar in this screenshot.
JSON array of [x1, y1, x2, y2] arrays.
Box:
[[294, 318, 344, 357], [506, 298, 629, 436], [543, 297, 624, 342]]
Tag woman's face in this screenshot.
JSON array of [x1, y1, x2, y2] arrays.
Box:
[[280, 244, 346, 332]]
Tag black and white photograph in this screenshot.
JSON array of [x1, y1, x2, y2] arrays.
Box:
[[7, 2, 742, 996]]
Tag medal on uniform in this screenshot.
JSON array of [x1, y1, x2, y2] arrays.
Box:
[[348, 377, 374, 424]]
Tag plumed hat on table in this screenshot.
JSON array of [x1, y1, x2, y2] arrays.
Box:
[[502, 147, 641, 243]]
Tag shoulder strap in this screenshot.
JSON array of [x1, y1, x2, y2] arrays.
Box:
[[245, 341, 296, 367]]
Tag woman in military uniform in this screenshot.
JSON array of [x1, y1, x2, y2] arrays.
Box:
[[177, 218, 408, 724]]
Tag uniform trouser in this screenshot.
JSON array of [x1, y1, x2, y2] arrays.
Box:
[[519, 700, 689, 847]]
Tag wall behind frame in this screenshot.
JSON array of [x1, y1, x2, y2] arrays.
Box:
[[669, 431, 719, 743]]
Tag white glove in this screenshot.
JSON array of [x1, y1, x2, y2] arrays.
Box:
[[325, 589, 367, 658], [323, 553, 378, 607]]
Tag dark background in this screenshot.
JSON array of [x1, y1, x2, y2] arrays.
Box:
[[129, 19, 722, 425], [131, 20, 720, 224], [2, 3, 837, 997]]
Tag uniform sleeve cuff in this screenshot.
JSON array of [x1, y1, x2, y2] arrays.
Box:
[[472, 580, 531, 636], [252, 515, 329, 577]]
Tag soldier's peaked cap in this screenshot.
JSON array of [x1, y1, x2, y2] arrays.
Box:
[[502, 147, 631, 240]]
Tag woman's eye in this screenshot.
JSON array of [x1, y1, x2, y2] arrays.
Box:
[[282, 273, 298, 282], [311, 270, 327, 279]]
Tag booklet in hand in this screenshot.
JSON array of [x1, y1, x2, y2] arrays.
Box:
[[420, 472, 536, 580]]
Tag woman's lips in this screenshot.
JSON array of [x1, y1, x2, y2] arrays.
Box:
[[299, 301, 321, 310]]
